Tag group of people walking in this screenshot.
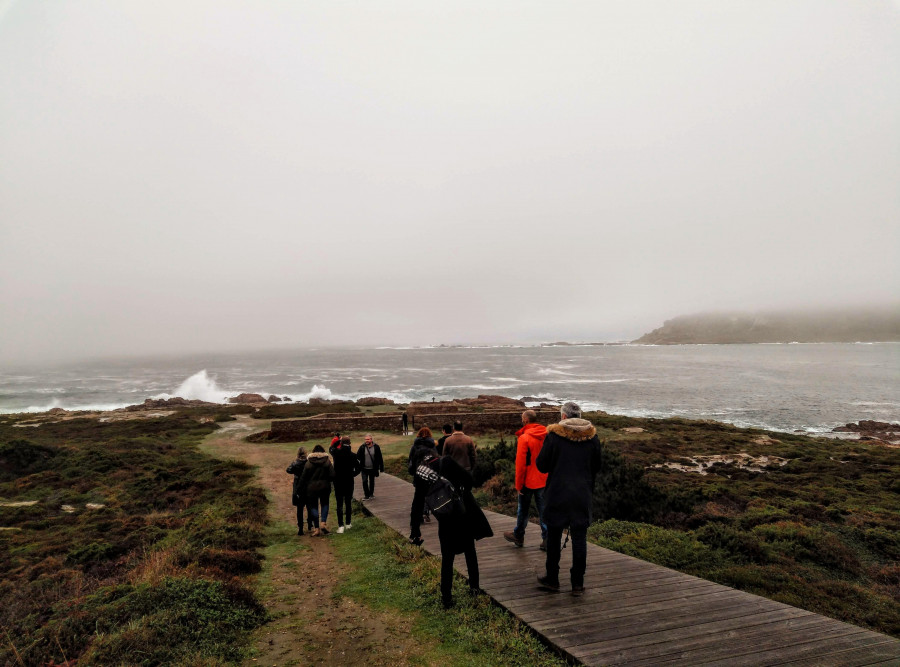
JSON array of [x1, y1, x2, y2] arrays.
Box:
[[286, 432, 384, 536], [286, 401, 603, 606]]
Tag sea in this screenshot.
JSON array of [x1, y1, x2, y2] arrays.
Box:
[[1, 343, 898, 435]]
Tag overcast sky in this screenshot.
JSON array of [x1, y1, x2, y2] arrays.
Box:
[[1, 1, 898, 364]]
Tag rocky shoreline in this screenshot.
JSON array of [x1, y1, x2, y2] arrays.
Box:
[[8, 395, 899, 447]]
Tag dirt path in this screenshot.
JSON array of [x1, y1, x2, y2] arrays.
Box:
[[202, 417, 426, 666]]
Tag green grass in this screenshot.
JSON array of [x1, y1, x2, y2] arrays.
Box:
[[0, 415, 269, 666], [331, 507, 569, 666]]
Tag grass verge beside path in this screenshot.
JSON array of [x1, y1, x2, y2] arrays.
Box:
[[332, 506, 569, 667]]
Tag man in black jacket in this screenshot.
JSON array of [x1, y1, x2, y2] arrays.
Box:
[[535, 402, 603, 596], [356, 433, 384, 500]]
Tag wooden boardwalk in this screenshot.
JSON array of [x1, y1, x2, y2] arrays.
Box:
[[360, 473, 900, 666]]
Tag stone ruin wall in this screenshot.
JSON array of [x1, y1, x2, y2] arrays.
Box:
[[269, 409, 561, 441]]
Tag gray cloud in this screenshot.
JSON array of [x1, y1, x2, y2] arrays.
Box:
[[1, 1, 898, 363]]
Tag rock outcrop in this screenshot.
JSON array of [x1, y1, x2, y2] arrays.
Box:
[[635, 306, 900, 344], [124, 397, 217, 411], [356, 397, 395, 406], [227, 393, 267, 404]]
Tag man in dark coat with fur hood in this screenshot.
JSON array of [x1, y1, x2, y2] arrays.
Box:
[[535, 401, 603, 596]]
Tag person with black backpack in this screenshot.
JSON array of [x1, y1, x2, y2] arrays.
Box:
[[416, 454, 493, 609], [407, 427, 438, 546]]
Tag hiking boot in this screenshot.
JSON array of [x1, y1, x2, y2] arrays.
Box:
[[423, 514, 431, 523], [540, 539, 547, 552], [537, 575, 560, 591], [297, 528, 304, 536], [311, 528, 320, 537], [572, 585, 585, 597], [504, 531, 524, 547], [320, 523, 330, 535], [337, 526, 344, 534], [409, 536, 424, 546]]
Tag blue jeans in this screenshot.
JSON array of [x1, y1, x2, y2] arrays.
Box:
[[514, 486, 547, 540], [306, 492, 329, 528]]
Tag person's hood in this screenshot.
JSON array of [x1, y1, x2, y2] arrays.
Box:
[[547, 418, 596, 442], [308, 451, 331, 465], [516, 422, 548, 438], [293, 456, 307, 465]]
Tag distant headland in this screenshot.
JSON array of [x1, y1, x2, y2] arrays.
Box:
[[633, 306, 900, 345]]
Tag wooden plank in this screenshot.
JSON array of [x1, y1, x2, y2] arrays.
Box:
[[360, 474, 900, 667], [691, 632, 897, 667], [543, 596, 798, 643], [575, 614, 837, 664], [775, 642, 900, 667], [529, 588, 753, 633]]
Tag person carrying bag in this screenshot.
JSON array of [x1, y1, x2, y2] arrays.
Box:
[[415, 455, 493, 609]]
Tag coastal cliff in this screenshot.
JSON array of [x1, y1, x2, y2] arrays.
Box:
[[634, 307, 900, 344]]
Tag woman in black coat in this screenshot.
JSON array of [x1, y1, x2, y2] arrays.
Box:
[[419, 455, 493, 608], [286, 446, 309, 535], [407, 427, 438, 545], [329, 435, 361, 533], [300, 444, 335, 537]]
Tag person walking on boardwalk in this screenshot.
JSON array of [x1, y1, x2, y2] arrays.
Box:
[[286, 446, 310, 535], [300, 444, 335, 536], [535, 402, 603, 596], [407, 427, 439, 545], [330, 435, 361, 533], [504, 410, 549, 550], [416, 455, 493, 608], [356, 433, 384, 500], [442, 420, 476, 471]]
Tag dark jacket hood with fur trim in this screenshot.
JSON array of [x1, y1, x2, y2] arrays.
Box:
[[536, 418, 603, 529], [547, 418, 597, 442], [307, 451, 331, 466]]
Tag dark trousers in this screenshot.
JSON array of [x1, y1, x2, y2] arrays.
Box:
[[410, 477, 428, 538], [361, 469, 376, 498], [335, 479, 354, 527], [440, 538, 479, 605], [295, 501, 309, 531], [545, 524, 588, 587]]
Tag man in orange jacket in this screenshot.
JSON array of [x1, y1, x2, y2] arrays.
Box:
[[504, 410, 549, 550]]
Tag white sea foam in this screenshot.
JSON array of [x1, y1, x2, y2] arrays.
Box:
[[169, 370, 233, 403], [19, 400, 133, 414]]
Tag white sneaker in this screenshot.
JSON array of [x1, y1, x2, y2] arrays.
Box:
[[337, 526, 345, 534], [346, 524, 352, 530]]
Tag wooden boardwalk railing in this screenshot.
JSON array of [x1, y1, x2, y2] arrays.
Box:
[[360, 473, 900, 666]]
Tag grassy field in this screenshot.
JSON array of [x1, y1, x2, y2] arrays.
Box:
[[0, 413, 268, 665], [4, 406, 897, 664]]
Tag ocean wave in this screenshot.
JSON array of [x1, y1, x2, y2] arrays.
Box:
[[15, 399, 134, 414]]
